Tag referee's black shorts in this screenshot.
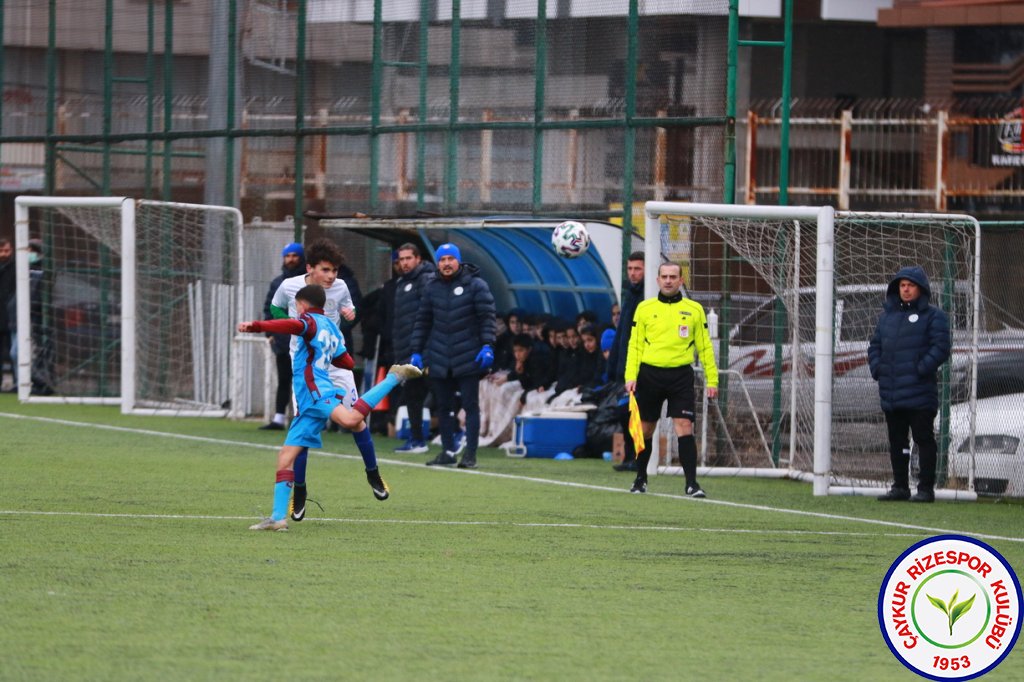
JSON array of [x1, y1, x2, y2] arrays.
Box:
[[635, 363, 696, 422]]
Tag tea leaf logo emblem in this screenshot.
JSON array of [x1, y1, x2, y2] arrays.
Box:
[[926, 589, 977, 636]]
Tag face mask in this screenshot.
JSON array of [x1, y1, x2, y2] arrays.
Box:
[[28, 252, 40, 265]]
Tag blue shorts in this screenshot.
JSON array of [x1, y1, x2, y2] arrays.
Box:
[[284, 391, 345, 449]]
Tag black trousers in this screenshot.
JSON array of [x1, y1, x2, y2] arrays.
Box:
[[884, 408, 937, 492], [273, 352, 292, 415], [395, 376, 430, 441], [430, 373, 479, 456]]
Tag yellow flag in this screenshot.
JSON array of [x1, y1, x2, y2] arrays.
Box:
[[628, 393, 645, 455]]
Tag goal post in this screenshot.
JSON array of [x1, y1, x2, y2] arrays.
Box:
[[642, 201, 981, 499], [14, 196, 244, 416]]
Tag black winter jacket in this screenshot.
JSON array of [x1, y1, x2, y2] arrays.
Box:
[[410, 263, 496, 378], [867, 265, 951, 412], [392, 260, 436, 363], [0, 257, 14, 333], [607, 278, 644, 382], [262, 259, 306, 355]]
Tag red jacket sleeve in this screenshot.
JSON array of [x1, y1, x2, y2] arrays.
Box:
[[332, 351, 355, 370], [250, 319, 305, 335]]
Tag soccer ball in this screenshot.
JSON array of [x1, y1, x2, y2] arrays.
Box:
[[551, 220, 591, 258]]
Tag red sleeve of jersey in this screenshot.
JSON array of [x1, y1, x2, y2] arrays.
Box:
[[298, 313, 318, 343], [250, 318, 305, 335], [331, 352, 355, 370]]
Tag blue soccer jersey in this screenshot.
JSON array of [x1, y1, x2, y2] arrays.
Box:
[[291, 310, 346, 411], [283, 310, 347, 448]]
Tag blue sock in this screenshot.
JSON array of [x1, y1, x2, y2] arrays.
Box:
[[272, 481, 292, 521], [360, 372, 400, 410], [352, 427, 378, 470], [294, 448, 309, 485]]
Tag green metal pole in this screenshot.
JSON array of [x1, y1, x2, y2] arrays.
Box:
[[718, 0, 741, 431], [224, 0, 237, 207], [445, 1, 462, 210], [144, 0, 154, 198], [769, 0, 795, 465], [294, 0, 307, 234], [621, 0, 638, 277], [724, 1, 738, 204], [45, 0, 57, 195], [103, 0, 114, 194], [162, 0, 173, 200], [370, 0, 383, 211], [531, 0, 547, 213], [416, 0, 428, 210], [779, 0, 793, 206]]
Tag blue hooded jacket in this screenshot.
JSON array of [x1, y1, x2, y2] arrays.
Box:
[[867, 265, 951, 412]]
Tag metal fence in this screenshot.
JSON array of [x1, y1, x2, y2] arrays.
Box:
[[0, 0, 732, 226], [743, 97, 1024, 215]]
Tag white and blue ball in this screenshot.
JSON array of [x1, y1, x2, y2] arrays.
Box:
[[551, 220, 591, 259]]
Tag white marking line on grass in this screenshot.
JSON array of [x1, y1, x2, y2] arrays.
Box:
[[3, 411, 1022, 544], [0, 510, 928, 540]]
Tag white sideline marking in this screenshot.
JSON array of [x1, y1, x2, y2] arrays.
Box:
[[2, 411, 1022, 544], [0, 509, 935, 540]]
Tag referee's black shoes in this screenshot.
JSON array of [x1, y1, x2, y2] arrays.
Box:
[[686, 483, 706, 499], [630, 475, 647, 494]]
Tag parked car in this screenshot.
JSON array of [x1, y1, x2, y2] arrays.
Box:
[[52, 270, 121, 367], [946, 393, 1024, 496]]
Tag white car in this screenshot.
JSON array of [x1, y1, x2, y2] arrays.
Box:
[[947, 394, 1024, 497]]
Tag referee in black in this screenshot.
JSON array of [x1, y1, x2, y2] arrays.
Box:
[[624, 261, 719, 497]]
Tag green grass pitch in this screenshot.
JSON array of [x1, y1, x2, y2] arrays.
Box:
[[0, 394, 1021, 681]]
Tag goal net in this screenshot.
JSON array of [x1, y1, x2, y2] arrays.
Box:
[[14, 196, 243, 416], [642, 201, 981, 498]]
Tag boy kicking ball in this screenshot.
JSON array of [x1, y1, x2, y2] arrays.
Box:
[[237, 284, 421, 531]]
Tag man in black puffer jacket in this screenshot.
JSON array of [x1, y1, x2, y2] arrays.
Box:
[[410, 243, 496, 469], [868, 265, 951, 503], [607, 251, 645, 471], [259, 242, 306, 430], [391, 243, 436, 453]]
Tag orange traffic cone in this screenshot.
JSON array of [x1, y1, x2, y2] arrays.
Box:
[[372, 364, 390, 411]]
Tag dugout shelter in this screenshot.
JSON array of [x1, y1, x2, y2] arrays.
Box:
[[316, 216, 629, 324]]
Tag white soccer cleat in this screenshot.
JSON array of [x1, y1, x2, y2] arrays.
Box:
[[249, 517, 288, 532], [388, 364, 423, 381]]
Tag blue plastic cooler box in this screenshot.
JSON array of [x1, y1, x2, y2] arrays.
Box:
[[511, 412, 587, 458]]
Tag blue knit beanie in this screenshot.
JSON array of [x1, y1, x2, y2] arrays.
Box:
[[600, 328, 616, 352], [435, 243, 461, 263], [282, 242, 304, 258]]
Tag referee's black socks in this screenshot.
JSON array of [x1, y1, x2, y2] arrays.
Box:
[[678, 435, 698, 487]]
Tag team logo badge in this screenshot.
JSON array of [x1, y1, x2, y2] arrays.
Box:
[[879, 535, 1021, 680]]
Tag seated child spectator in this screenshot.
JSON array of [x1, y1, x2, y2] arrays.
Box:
[[478, 333, 549, 445]]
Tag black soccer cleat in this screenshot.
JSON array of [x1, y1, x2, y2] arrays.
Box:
[[426, 451, 458, 467], [685, 483, 706, 499], [290, 484, 307, 521], [630, 475, 647, 494], [366, 468, 390, 501]]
